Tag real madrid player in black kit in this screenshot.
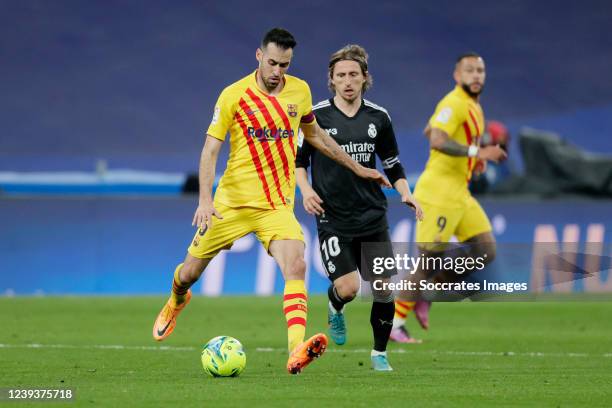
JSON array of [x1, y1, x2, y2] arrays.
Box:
[[296, 45, 423, 371]]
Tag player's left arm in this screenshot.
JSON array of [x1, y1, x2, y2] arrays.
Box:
[[299, 117, 391, 188], [377, 116, 423, 220], [393, 179, 423, 221]]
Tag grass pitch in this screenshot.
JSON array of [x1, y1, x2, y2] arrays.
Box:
[[1, 296, 611, 407]]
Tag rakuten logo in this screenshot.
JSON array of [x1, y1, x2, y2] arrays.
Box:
[[247, 127, 294, 141]]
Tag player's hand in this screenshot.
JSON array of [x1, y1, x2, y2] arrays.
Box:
[[402, 195, 424, 221], [356, 166, 392, 188], [192, 199, 223, 230], [302, 188, 324, 216], [477, 145, 507, 163], [473, 159, 487, 175]]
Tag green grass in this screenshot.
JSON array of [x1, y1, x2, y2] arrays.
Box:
[[1, 296, 611, 407]]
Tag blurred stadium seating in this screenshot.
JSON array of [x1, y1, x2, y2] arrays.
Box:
[[2, 0, 611, 173]]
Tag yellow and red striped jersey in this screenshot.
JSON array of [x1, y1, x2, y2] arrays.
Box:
[[207, 71, 314, 209], [414, 85, 485, 208]]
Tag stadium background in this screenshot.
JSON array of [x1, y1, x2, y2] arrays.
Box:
[[1, 0, 612, 295]]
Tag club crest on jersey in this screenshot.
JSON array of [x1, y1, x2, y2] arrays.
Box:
[[368, 123, 377, 138], [287, 104, 298, 117]]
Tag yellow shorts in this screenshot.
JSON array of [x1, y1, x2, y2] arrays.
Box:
[[188, 202, 304, 259], [416, 195, 492, 246]]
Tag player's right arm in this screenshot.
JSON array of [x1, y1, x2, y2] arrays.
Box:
[[192, 135, 224, 229], [295, 139, 324, 216], [192, 88, 235, 228], [426, 99, 507, 163], [427, 124, 506, 162], [295, 168, 324, 216]]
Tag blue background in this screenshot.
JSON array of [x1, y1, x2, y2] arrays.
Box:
[[1, 0, 612, 173], [1, 197, 610, 295]]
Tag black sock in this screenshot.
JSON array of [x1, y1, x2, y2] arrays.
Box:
[[370, 301, 395, 352], [328, 285, 349, 312]]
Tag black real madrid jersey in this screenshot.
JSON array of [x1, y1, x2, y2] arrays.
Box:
[[296, 98, 405, 236]]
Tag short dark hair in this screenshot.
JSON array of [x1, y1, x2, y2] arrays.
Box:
[[456, 52, 482, 65], [261, 28, 297, 50]]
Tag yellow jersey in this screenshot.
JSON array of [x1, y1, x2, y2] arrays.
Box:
[[414, 85, 485, 208], [207, 71, 315, 209]]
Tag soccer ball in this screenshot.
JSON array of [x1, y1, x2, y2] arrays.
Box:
[[201, 336, 246, 377]]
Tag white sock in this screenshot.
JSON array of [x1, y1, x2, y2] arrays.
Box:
[[392, 316, 406, 329], [371, 350, 387, 357]]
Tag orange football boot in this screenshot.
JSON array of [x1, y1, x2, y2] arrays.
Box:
[[286, 333, 328, 374], [152, 290, 192, 341]]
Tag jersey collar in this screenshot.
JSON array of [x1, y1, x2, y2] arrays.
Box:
[[330, 97, 364, 120]]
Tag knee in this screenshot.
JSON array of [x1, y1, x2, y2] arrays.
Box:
[[467, 235, 496, 265], [372, 288, 394, 303], [476, 242, 496, 265], [335, 280, 359, 300], [484, 244, 496, 264], [286, 257, 306, 280], [180, 257, 208, 283]]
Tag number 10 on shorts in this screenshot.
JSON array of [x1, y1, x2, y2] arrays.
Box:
[[321, 236, 341, 260]]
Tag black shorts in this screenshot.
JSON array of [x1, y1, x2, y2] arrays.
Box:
[[317, 228, 397, 282]]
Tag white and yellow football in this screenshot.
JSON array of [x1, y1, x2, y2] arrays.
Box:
[[201, 336, 246, 377]]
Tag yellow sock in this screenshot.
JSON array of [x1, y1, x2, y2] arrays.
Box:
[[283, 280, 307, 353], [394, 300, 415, 322], [170, 263, 190, 305]]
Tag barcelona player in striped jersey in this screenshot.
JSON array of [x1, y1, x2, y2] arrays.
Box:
[[391, 53, 507, 342], [152, 28, 390, 374]]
